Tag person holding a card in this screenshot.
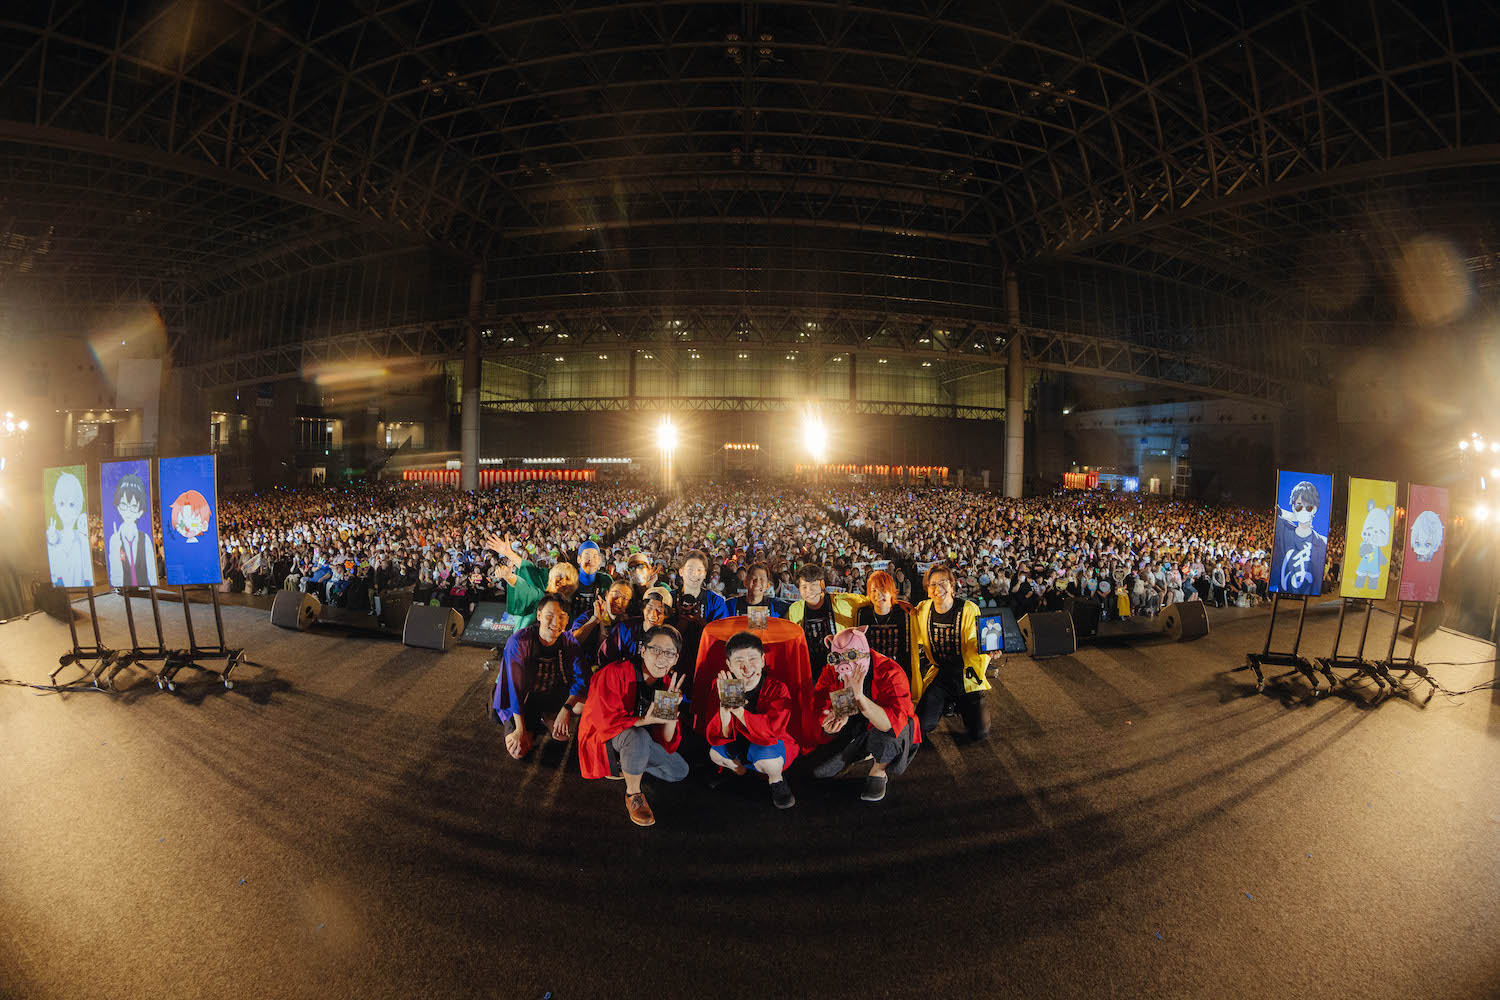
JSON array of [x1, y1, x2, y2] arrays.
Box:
[[912, 563, 993, 743], [809, 626, 919, 802], [706, 631, 800, 810], [577, 625, 690, 828]]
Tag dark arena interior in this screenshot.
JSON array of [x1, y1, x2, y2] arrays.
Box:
[[2, 3, 1500, 998]]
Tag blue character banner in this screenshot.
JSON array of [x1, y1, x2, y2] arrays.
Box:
[[158, 454, 222, 586], [102, 460, 159, 588], [1269, 470, 1334, 596]]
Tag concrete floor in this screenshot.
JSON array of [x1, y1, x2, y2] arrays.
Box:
[[2, 593, 1497, 1000]]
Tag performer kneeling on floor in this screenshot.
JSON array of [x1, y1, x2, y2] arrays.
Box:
[[577, 624, 690, 828], [706, 631, 799, 810], [491, 593, 588, 760], [810, 626, 919, 802]]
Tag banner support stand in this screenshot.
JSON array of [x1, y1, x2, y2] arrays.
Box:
[[1236, 593, 1323, 694], [1371, 601, 1437, 705], [159, 586, 244, 692], [50, 588, 116, 689], [1315, 597, 1391, 696], [104, 587, 171, 690]]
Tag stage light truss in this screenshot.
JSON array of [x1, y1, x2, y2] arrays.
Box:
[[183, 306, 1292, 406]]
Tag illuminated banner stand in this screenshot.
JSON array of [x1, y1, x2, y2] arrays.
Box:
[[155, 455, 245, 692], [42, 464, 117, 689], [1364, 484, 1449, 705], [97, 460, 173, 690], [1314, 478, 1418, 701], [1237, 470, 1337, 697]]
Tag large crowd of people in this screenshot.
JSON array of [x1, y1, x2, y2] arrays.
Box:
[[121, 477, 1352, 828]]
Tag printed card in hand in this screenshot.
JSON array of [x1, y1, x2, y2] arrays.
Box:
[[652, 689, 682, 721], [830, 688, 859, 717], [719, 677, 747, 709], [747, 606, 770, 631]]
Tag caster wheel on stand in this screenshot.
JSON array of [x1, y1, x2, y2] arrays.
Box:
[[223, 679, 234, 690]]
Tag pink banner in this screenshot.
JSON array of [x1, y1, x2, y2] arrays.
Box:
[[1397, 484, 1448, 603]]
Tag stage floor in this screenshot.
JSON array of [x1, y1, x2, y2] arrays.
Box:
[[2, 594, 1498, 1000]]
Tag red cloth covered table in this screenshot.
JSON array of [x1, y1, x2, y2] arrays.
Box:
[[692, 616, 817, 752]]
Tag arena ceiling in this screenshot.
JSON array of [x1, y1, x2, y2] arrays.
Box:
[[3, 0, 1498, 387]]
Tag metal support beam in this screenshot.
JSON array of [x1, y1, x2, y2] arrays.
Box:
[[461, 264, 483, 491], [1005, 271, 1024, 499]]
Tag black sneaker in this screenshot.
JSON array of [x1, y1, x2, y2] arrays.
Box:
[[811, 745, 856, 780], [770, 780, 796, 809], [861, 775, 888, 802]]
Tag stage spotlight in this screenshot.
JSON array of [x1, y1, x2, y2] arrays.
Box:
[[657, 416, 677, 453], [1459, 440, 1470, 450], [803, 410, 828, 463], [1491, 442, 1499, 453], [1476, 504, 1490, 522], [16, 421, 24, 431]]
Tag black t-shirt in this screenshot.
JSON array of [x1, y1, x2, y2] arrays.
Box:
[[928, 601, 964, 686], [801, 599, 836, 677], [533, 644, 564, 695], [858, 604, 911, 672], [570, 580, 600, 624], [676, 588, 705, 625]]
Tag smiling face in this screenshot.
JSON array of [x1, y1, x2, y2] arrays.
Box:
[[536, 601, 570, 644], [606, 582, 633, 619], [579, 548, 602, 576], [726, 645, 765, 689], [680, 557, 707, 592], [643, 596, 669, 629], [798, 577, 825, 605], [640, 635, 679, 679], [746, 566, 770, 602]]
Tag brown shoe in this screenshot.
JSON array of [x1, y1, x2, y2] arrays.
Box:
[[625, 792, 655, 827]]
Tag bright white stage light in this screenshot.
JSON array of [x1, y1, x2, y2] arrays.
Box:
[[803, 410, 828, 463], [1476, 504, 1491, 523], [16, 420, 25, 431], [1459, 440, 1470, 450], [657, 416, 677, 453], [1491, 442, 1499, 453]]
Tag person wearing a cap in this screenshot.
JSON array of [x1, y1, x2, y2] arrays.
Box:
[[570, 541, 607, 622], [576, 624, 689, 828], [602, 586, 674, 666], [706, 631, 799, 810], [809, 625, 919, 802]]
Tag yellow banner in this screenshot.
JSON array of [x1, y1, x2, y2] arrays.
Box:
[[1341, 478, 1398, 599]]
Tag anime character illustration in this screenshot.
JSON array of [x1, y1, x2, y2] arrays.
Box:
[[1352, 500, 1394, 590], [170, 489, 212, 543], [107, 472, 157, 587], [1273, 479, 1328, 595], [45, 469, 93, 588], [1409, 509, 1444, 562]]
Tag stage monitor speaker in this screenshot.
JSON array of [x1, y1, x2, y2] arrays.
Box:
[[32, 581, 75, 623], [1019, 611, 1076, 659], [270, 590, 321, 631], [403, 604, 464, 651], [374, 586, 415, 630], [1164, 601, 1210, 641], [1065, 597, 1101, 639]]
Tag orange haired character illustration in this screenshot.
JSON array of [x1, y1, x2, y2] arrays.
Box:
[[170, 490, 212, 543]]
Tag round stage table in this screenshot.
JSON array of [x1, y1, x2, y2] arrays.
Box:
[[691, 616, 817, 752]]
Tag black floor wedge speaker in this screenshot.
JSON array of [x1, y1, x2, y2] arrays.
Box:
[[1018, 611, 1076, 658], [1164, 601, 1210, 641], [402, 604, 464, 651], [1065, 597, 1101, 639], [270, 590, 321, 631]]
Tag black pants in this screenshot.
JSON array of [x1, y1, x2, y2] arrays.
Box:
[[916, 683, 989, 741]]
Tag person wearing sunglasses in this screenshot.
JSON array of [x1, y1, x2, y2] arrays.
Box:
[[1272, 481, 1328, 596], [576, 625, 690, 827], [809, 626, 919, 802], [705, 631, 799, 810]]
